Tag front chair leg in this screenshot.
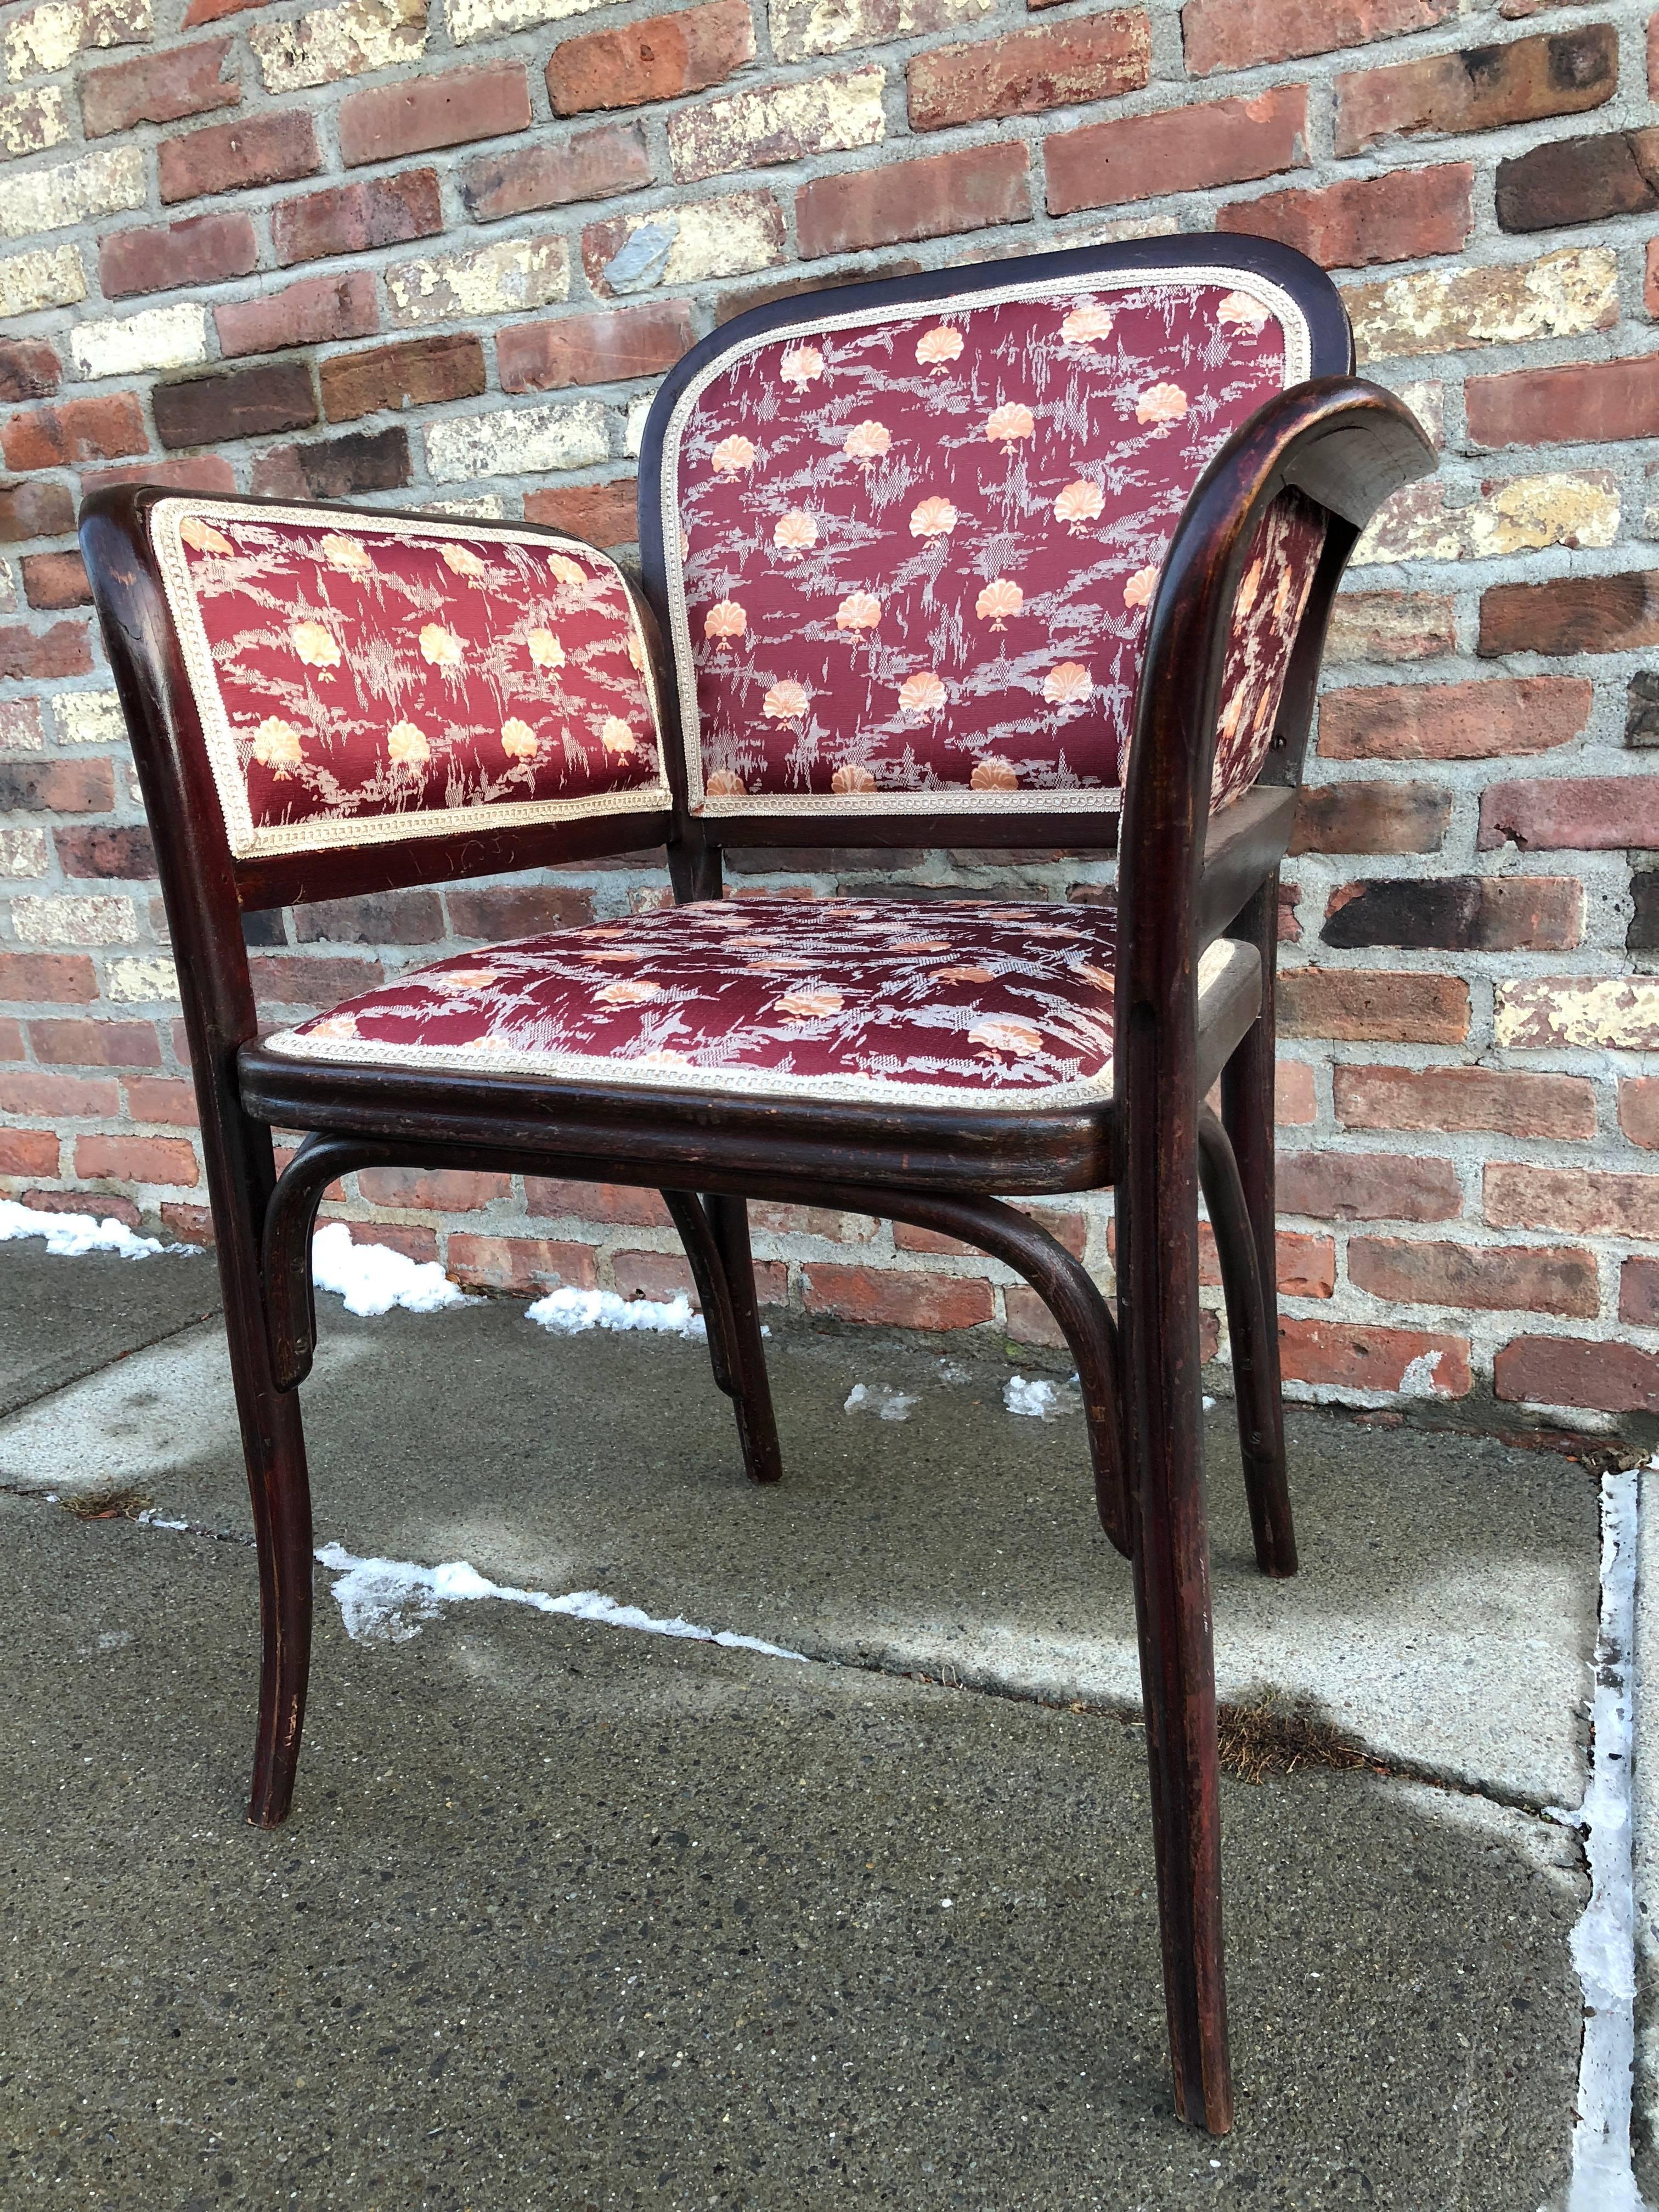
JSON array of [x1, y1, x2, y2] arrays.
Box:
[[661, 1190, 782, 1486], [1199, 1104, 1295, 1578], [1119, 1096, 1232, 2132]]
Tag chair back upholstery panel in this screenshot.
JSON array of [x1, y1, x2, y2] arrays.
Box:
[[152, 498, 670, 864], [656, 264, 1320, 823]]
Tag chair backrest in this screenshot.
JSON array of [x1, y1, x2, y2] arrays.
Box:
[[639, 235, 1350, 837], [144, 495, 672, 881]]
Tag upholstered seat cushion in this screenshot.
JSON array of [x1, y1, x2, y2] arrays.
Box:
[[266, 897, 1259, 1114]]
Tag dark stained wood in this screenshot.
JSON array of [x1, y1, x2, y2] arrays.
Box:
[[78, 230, 1435, 2135]]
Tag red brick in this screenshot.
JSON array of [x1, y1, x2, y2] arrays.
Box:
[[184, 0, 266, 21], [215, 272, 379, 359], [0, 953, 95, 1003], [1, 394, 146, 473], [444, 885, 592, 939], [1621, 1257, 1659, 1328], [30, 1017, 161, 1067], [1278, 1148, 1461, 1222], [714, 255, 925, 324], [21, 551, 90, 610], [250, 426, 411, 501], [0, 624, 91, 681], [0, 341, 60, 404], [1325, 590, 1457, 665], [123, 1076, 198, 1126], [909, 13, 1150, 131], [75, 1133, 199, 1187], [20, 1187, 140, 1228], [357, 1166, 511, 1211], [272, 169, 442, 266], [0, 480, 73, 544], [1218, 162, 1473, 270], [161, 1200, 213, 1244], [459, 122, 651, 222], [1319, 675, 1590, 761], [1279, 969, 1468, 1045], [81, 455, 236, 496], [797, 142, 1030, 258], [1290, 782, 1450, 854], [548, 0, 754, 115], [447, 1233, 597, 1294], [1350, 1237, 1598, 1319], [524, 1178, 670, 1226], [159, 110, 319, 204], [499, 303, 693, 396], [0, 1069, 120, 1118], [1182, 0, 1455, 76], [1496, 127, 1659, 233], [894, 1209, 1086, 1259], [1191, 1222, 1333, 1297], [1486, 1163, 1659, 1240], [1621, 1078, 1659, 1150], [1335, 1064, 1594, 1141], [0, 1130, 59, 1178], [1046, 86, 1305, 216], [249, 955, 382, 1005], [153, 362, 317, 449], [1494, 1336, 1659, 1414], [0, 760, 114, 813], [748, 1200, 876, 1241], [290, 890, 443, 944], [1468, 357, 1659, 450], [1277, 1058, 1315, 1125], [326, 1217, 438, 1267], [53, 825, 155, 878], [1479, 776, 1659, 853], [1279, 1317, 1470, 1396], [1005, 1285, 1068, 1347], [611, 1249, 696, 1305], [319, 334, 486, 424], [1480, 573, 1659, 659], [338, 61, 532, 170], [1649, 240, 1659, 320], [82, 37, 239, 138], [1333, 26, 1616, 159], [1322, 875, 1581, 953], [0, 1020, 22, 1059], [523, 476, 638, 548], [802, 1262, 994, 1330]]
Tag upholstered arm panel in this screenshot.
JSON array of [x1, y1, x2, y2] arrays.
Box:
[[657, 267, 1317, 823], [1208, 488, 1327, 814], [151, 498, 669, 864]]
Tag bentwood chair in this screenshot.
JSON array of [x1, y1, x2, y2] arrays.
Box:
[[81, 232, 1432, 2133]]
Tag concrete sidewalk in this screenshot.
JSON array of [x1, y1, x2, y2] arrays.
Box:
[[0, 1243, 1609, 2206]]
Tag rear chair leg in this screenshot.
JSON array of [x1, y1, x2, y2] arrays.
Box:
[[662, 1190, 782, 1486]]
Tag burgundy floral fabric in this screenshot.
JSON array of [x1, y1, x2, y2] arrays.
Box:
[[154, 500, 668, 861], [267, 895, 1125, 1110], [1210, 489, 1326, 811], [662, 273, 1312, 818]]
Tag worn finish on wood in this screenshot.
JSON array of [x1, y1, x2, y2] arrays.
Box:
[[80, 232, 1434, 2133]]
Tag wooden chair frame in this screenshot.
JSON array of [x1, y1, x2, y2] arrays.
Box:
[[80, 233, 1432, 2134]]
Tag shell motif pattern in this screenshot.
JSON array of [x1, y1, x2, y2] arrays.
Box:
[[674, 280, 1317, 811], [267, 895, 1124, 1107], [171, 511, 664, 840]]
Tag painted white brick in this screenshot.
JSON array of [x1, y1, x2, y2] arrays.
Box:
[[624, 388, 655, 459], [0, 828, 48, 877], [445, 0, 617, 44], [0, 147, 144, 245], [0, 703, 44, 755], [4, 0, 153, 78], [423, 494, 507, 518], [70, 302, 208, 381], [1353, 472, 1620, 566], [250, 0, 427, 94], [0, 241, 84, 316], [106, 955, 180, 1003], [769, 0, 990, 63], [425, 398, 609, 483], [10, 895, 138, 946], [385, 235, 569, 326], [51, 691, 123, 748], [591, 193, 783, 295], [665, 68, 886, 185], [0, 85, 68, 160]]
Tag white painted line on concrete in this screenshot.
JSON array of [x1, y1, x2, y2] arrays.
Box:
[[1558, 1463, 1649, 2212]]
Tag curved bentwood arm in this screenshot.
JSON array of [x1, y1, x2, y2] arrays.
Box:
[[1114, 379, 1436, 2134]]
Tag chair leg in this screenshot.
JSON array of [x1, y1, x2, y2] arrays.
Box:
[[662, 1190, 782, 1486], [1118, 1093, 1232, 2131], [1199, 1105, 1296, 1579], [1218, 878, 1296, 1579]]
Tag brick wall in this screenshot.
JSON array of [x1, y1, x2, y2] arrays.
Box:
[[1, 0, 1656, 1434]]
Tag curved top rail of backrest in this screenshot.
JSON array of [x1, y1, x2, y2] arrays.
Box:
[[81, 484, 676, 916], [639, 234, 1351, 840]]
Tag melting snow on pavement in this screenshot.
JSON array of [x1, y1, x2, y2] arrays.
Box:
[[0, 1198, 188, 1260], [310, 1220, 472, 1317], [526, 1285, 706, 1339], [314, 1541, 804, 1661], [844, 1383, 918, 1421]]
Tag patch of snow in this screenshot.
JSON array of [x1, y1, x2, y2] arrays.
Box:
[[844, 1383, 918, 1422], [0, 1198, 188, 1260], [311, 1220, 472, 1317], [1397, 1349, 1446, 1399], [136, 1509, 191, 1532], [314, 1540, 804, 1662], [1554, 1463, 1649, 2212], [526, 1284, 706, 1340], [1004, 1374, 1081, 1420], [1203, 1395, 1217, 1412]]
